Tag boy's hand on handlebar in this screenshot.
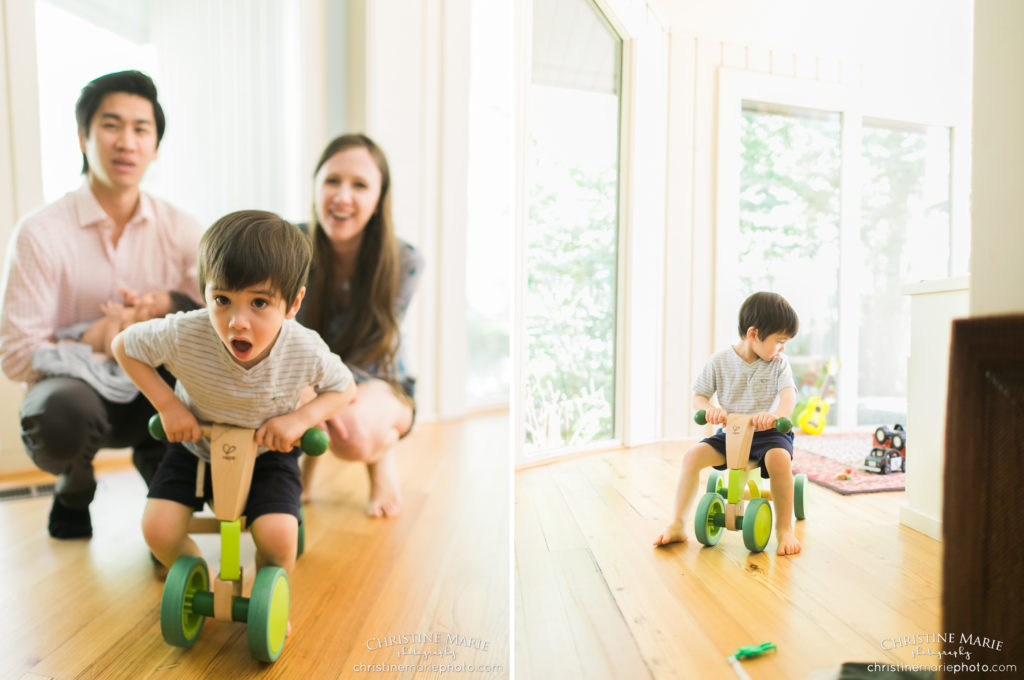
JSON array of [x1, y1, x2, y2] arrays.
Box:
[[752, 411, 779, 431], [704, 407, 727, 425], [257, 413, 307, 452], [159, 402, 202, 443]]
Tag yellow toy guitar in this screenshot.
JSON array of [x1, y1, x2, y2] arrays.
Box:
[[797, 360, 836, 435], [797, 393, 829, 434]]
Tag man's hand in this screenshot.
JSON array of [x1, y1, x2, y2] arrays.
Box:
[[119, 286, 141, 307], [100, 300, 125, 319]]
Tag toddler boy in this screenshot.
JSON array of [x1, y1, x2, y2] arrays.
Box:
[[654, 291, 802, 556], [112, 210, 356, 578]]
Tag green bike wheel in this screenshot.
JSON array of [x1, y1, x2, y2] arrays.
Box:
[[297, 507, 305, 558], [161, 555, 209, 647], [705, 470, 724, 495], [694, 492, 725, 546], [247, 566, 290, 662], [794, 473, 808, 520], [742, 498, 773, 553]]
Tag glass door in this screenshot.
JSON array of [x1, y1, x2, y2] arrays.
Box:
[[521, 0, 623, 455]]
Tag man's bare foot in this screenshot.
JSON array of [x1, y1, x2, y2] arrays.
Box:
[[776, 527, 802, 555], [654, 522, 687, 547], [366, 449, 402, 517]]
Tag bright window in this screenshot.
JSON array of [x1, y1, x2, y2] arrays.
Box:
[[465, 0, 513, 408], [739, 103, 841, 405], [522, 0, 622, 453], [858, 120, 952, 422], [34, 0, 159, 203], [720, 71, 966, 428]]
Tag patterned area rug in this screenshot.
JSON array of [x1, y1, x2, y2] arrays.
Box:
[[792, 431, 905, 495]]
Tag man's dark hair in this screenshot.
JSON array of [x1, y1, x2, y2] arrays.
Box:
[[75, 70, 165, 174], [737, 291, 799, 340], [198, 210, 311, 306]]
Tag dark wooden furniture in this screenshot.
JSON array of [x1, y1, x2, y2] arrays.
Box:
[[943, 314, 1024, 672]]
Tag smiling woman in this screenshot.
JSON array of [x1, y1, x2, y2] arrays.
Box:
[[297, 134, 424, 519]]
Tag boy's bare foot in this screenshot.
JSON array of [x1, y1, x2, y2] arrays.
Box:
[[366, 449, 402, 517], [653, 522, 687, 547], [776, 528, 802, 555]]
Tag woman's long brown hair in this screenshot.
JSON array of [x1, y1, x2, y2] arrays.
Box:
[[303, 134, 401, 378]]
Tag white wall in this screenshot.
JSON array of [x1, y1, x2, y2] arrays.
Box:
[[656, 0, 974, 439], [607, 2, 668, 447], [655, 0, 972, 101], [0, 0, 43, 472], [349, 0, 472, 422], [969, 0, 1024, 316], [149, 0, 327, 228]]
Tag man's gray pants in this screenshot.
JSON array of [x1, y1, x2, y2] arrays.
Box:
[[19, 376, 165, 509]]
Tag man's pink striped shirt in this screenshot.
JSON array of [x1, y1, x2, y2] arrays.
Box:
[[0, 183, 203, 383]]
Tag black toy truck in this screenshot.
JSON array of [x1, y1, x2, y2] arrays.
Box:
[[864, 424, 906, 474]]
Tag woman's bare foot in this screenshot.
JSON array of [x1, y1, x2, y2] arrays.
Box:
[[653, 522, 687, 547], [776, 527, 802, 555], [366, 449, 402, 517]]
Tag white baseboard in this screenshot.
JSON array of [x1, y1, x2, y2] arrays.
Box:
[[899, 503, 943, 541]]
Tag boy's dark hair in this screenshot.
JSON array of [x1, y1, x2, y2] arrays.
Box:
[[738, 292, 799, 340], [75, 70, 165, 174], [168, 291, 201, 313], [198, 210, 311, 305]]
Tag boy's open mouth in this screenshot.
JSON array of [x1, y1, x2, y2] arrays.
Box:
[[231, 339, 253, 354]]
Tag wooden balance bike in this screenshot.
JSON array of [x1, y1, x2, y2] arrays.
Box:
[[693, 409, 808, 553], [148, 414, 329, 662]]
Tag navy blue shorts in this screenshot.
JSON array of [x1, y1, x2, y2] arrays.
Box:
[[703, 429, 795, 479], [147, 442, 303, 522]]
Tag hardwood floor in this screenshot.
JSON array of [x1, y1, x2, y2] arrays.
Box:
[[515, 441, 942, 680], [0, 422, 945, 679], [0, 414, 509, 680]]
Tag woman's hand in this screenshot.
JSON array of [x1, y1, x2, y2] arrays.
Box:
[[322, 413, 350, 446]]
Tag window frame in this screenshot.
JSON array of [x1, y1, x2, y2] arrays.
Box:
[[513, 0, 667, 466], [715, 67, 970, 428]]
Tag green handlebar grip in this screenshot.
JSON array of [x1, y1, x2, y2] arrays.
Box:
[[692, 410, 791, 433], [300, 428, 329, 457], [148, 414, 166, 440], [148, 414, 330, 456]]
